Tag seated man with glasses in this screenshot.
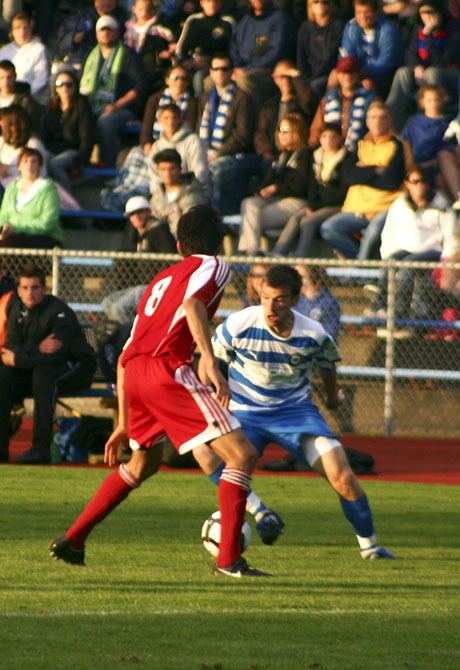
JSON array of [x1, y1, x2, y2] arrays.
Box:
[[198, 52, 259, 215]]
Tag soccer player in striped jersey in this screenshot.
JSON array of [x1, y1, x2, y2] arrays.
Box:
[[49, 206, 271, 578], [194, 264, 394, 560]]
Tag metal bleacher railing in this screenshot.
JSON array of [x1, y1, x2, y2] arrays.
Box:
[[1, 248, 459, 440]]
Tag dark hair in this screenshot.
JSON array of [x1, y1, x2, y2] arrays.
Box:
[[210, 52, 233, 68], [320, 122, 342, 136], [18, 146, 43, 167], [177, 206, 225, 256], [51, 68, 80, 109], [159, 103, 181, 116], [354, 0, 379, 9], [153, 148, 182, 166], [18, 261, 46, 286], [264, 265, 302, 299], [405, 164, 428, 181], [0, 104, 32, 147], [0, 59, 15, 74]]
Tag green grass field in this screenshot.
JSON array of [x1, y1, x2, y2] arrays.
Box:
[[1, 467, 459, 670]]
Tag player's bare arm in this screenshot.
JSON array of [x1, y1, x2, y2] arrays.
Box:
[[318, 364, 340, 410], [104, 356, 128, 467], [183, 296, 230, 408]]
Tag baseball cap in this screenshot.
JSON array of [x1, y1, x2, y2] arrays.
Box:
[[336, 57, 361, 74], [125, 196, 150, 216], [95, 15, 119, 31]]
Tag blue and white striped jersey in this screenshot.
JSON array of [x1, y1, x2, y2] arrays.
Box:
[[212, 306, 341, 413]]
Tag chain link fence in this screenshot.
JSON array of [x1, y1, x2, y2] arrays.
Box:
[[2, 248, 460, 439]]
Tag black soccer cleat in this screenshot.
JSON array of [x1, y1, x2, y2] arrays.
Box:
[[213, 557, 272, 578], [49, 535, 85, 566], [255, 509, 285, 545]]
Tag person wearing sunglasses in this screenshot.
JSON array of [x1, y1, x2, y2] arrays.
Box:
[[79, 14, 147, 167], [386, 0, 460, 132], [41, 68, 94, 194], [296, 0, 344, 107], [238, 113, 314, 254], [139, 65, 197, 157], [364, 165, 459, 335], [198, 51, 259, 215]]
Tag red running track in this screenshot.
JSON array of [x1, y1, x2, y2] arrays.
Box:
[[6, 420, 460, 485]]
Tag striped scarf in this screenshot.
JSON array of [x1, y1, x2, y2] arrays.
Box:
[[417, 26, 448, 63], [199, 83, 235, 149], [152, 89, 191, 139], [80, 43, 125, 115], [324, 85, 374, 151]]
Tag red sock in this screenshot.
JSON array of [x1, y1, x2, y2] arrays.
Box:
[[66, 464, 139, 547], [217, 468, 251, 568]]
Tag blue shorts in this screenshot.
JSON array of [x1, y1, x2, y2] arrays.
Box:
[[234, 400, 337, 463]]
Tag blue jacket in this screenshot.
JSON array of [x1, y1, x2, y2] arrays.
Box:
[[341, 15, 403, 79], [230, 5, 295, 69]]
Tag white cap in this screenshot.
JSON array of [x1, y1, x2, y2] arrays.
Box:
[[125, 195, 151, 216], [95, 15, 119, 31]]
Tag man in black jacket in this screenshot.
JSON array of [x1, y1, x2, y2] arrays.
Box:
[[0, 262, 97, 464]]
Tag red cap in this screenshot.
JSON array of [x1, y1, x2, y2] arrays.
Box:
[[337, 57, 361, 74]]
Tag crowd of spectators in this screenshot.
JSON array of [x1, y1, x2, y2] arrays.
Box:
[[0, 0, 458, 317]]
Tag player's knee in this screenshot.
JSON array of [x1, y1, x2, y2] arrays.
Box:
[[128, 448, 161, 482], [332, 466, 360, 498]]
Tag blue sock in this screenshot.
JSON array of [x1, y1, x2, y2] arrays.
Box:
[[340, 494, 375, 539], [208, 462, 225, 486]]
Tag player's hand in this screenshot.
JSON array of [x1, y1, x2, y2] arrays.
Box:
[[39, 333, 63, 353], [104, 425, 128, 467], [206, 360, 231, 409]]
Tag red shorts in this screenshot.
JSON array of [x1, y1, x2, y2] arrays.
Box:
[[124, 355, 240, 454]]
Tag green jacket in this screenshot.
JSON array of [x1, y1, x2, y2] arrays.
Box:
[[0, 178, 63, 243]]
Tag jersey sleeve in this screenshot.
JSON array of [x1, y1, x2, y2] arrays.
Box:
[[315, 332, 341, 369], [184, 257, 232, 308], [212, 318, 235, 363]]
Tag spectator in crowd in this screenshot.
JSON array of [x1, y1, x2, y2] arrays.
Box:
[[238, 113, 313, 254], [438, 117, 460, 208], [0, 59, 37, 121], [0, 261, 97, 464], [339, 0, 403, 97], [308, 56, 375, 150], [149, 103, 209, 186], [42, 68, 94, 194], [0, 147, 62, 249], [124, 0, 175, 91], [254, 59, 311, 167], [401, 84, 453, 183], [139, 64, 197, 155], [149, 148, 209, 240], [0, 3, 22, 40], [365, 165, 460, 336], [320, 101, 413, 259], [79, 15, 147, 167], [296, 0, 344, 105], [55, 0, 129, 70], [295, 264, 341, 342], [175, 0, 235, 96], [198, 51, 257, 214], [0, 11, 50, 106], [272, 123, 347, 256], [230, 0, 295, 104], [0, 104, 47, 181], [101, 102, 209, 211], [242, 262, 267, 306], [386, 0, 460, 131]]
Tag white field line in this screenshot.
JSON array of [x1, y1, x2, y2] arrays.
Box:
[[1, 607, 456, 618]]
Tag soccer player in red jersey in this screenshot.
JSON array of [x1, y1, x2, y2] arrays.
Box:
[[49, 206, 270, 578]]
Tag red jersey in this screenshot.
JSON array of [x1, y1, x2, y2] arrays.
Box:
[[122, 254, 231, 367]]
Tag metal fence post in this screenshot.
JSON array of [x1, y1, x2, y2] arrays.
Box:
[[384, 263, 396, 438], [51, 248, 60, 296]]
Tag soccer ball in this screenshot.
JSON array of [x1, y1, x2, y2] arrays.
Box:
[[201, 510, 252, 558]]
